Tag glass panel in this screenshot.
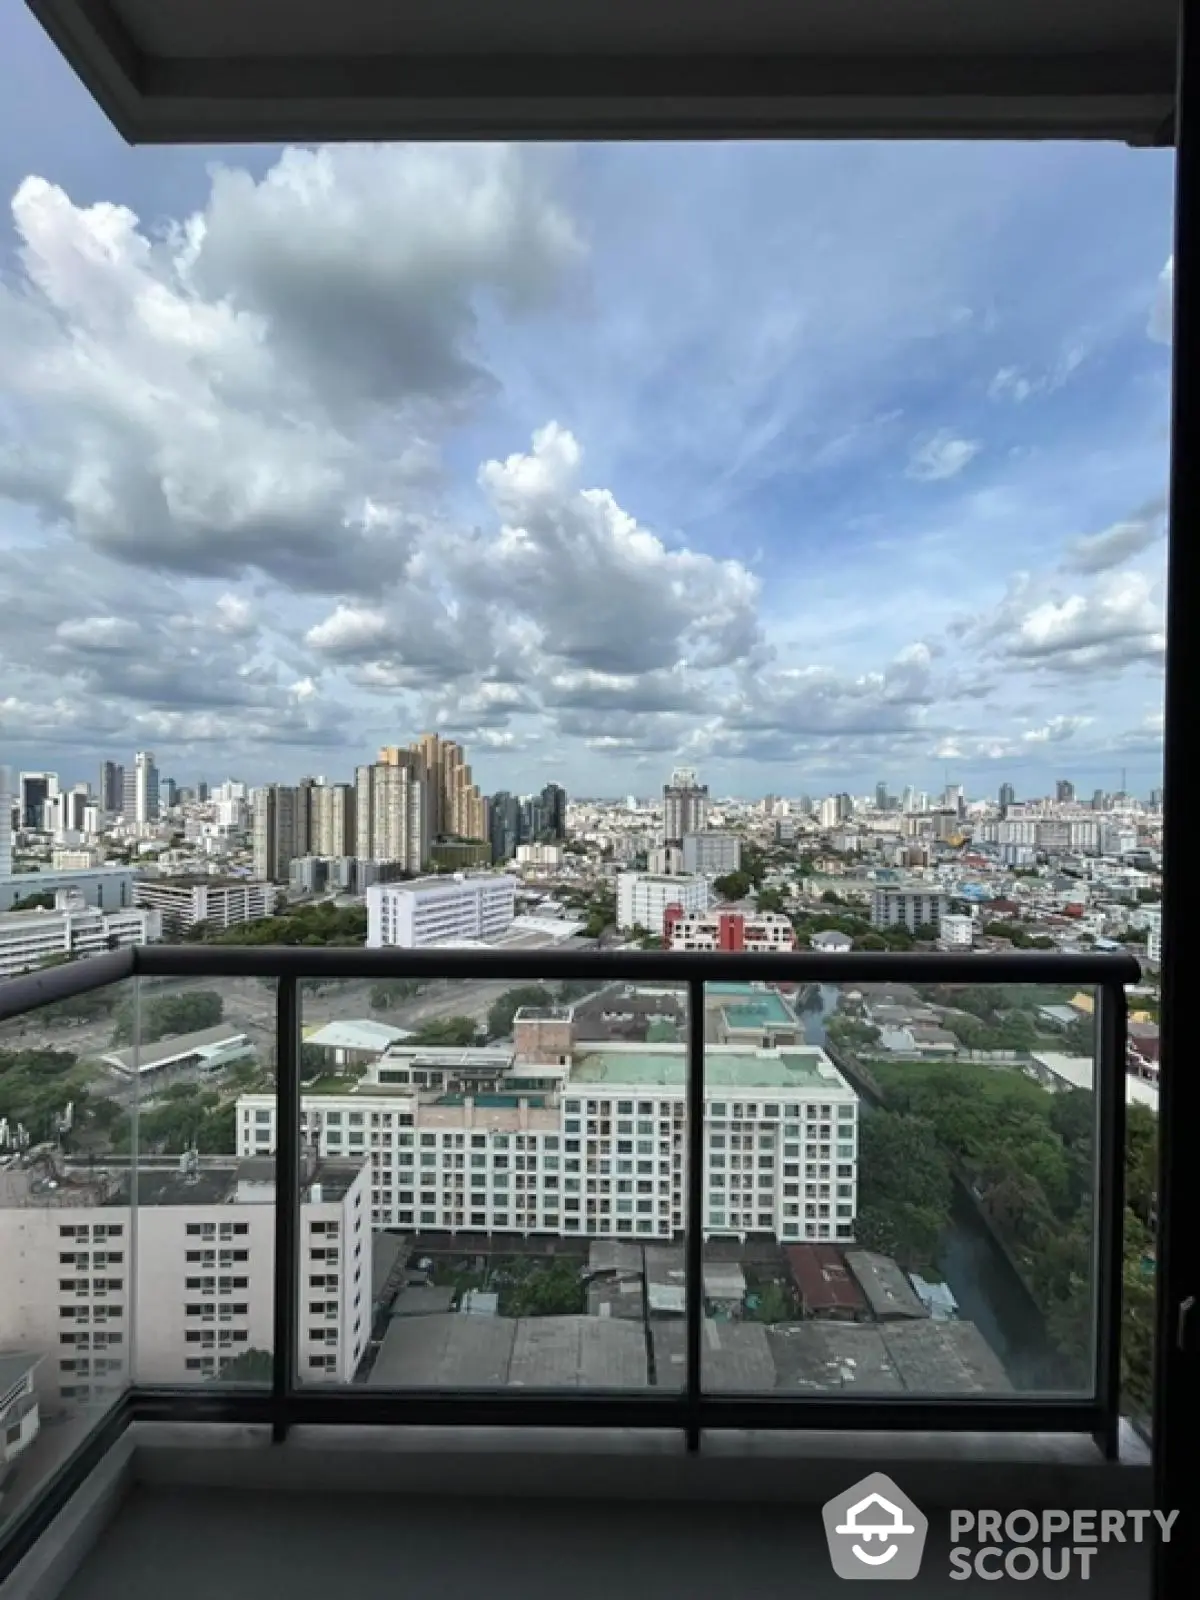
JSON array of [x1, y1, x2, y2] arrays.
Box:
[[293, 974, 685, 1390], [0, 975, 133, 1530], [132, 974, 277, 1387], [701, 979, 1107, 1398]]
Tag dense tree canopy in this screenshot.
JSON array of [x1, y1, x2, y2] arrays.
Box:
[[487, 986, 555, 1040], [854, 1110, 953, 1270], [112, 990, 225, 1046], [184, 902, 368, 947], [864, 1058, 1158, 1415]]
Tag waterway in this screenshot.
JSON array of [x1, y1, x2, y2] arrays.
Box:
[[800, 983, 1067, 1391]]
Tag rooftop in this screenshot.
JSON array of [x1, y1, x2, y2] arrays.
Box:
[[305, 1019, 412, 1052], [101, 1025, 253, 1074], [721, 995, 796, 1030], [570, 1044, 843, 1090], [0, 1351, 41, 1397], [768, 1319, 1012, 1395], [370, 1314, 650, 1388], [100, 1157, 363, 1208]]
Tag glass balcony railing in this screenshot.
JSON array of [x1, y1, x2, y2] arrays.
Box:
[[0, 945, 1140, 1575]]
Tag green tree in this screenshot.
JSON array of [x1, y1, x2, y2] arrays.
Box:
[[713, 870, 752, 901], [755, 887, 787, 915], [854, 1111, 953, 1271], [216, 1348, 274, 1383], [410, 1016, 478, 1047], [111, 990, 225, 1047], [749, 1282, 794, 1323], [486, 985, 555, 1041], [498, 1261, 584, 1317]]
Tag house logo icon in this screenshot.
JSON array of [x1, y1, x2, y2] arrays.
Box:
[[822, 1472, 928, 1580]]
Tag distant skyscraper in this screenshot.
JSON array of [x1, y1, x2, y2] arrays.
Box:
[[1150, 786, 1164, 809], [161, 778, 178, 810], [999, 782, 1015, 811], [252, 785, 300, 881], [19, 771, 56, 830], [197, 781, 210, 803], [0, 765, 12, 876], [311, 782, 356, 857], [489, 791, 522, 863], [132, 751, 160, 824], [356, 760, 428, 870], [99, 761, 124, 814], [540, 783, 567, 840], [943, 783, 965, 818], [1056, 779, 1075, 804], [663, 766, 709, 845], [875, 782, 889, 812], [900, 786, 915, 814], [379, 735, 486, 842]]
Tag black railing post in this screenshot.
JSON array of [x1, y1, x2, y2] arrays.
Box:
[[1094, 981, 1127, 1462], [272, 975, 301, 1442], [685, 977, 706, 1452]]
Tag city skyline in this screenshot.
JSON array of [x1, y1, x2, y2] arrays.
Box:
[[0, 10, 1172, 798]]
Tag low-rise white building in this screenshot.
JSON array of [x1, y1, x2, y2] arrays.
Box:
[[0, 892, 160, 981], [99, 1025, 257, 1082], [939, 913, 975, 949], [515, 843, 564, 870], [134, 878, 280, 935], [366, 874, 517, 948], [0, 1156, 369, 1410], [238, 1009, 858, 1246], [870, 883, 949, 934], [616, 872, 710, 935]]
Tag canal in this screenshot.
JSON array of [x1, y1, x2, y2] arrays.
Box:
[[801, 984, 1068, 1390]]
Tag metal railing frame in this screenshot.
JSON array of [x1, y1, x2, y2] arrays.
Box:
[[0, 945, 1137, 1577]]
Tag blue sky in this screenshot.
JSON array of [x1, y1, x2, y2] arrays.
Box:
[[0, 8, 1173, 802]]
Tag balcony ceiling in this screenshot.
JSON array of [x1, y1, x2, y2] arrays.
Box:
[[28, 0, 1177, 144]]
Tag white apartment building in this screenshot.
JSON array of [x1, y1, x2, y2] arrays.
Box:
[[0, 892, 160, 981], [515, 843, 564, 869], [1145, 907, 1162, 965], [681, 832, 742, 876], [135, 879, 280, 935], [237, 1017, 858, 1245], [616, 872, 710, 934], [366, 874, 517, 948], [0, 1156, 369, 1410], [939, 913, 975, 949], [666, 908, 796, 953], [51, 848, 103, 870], [870, 883, 949, 934]]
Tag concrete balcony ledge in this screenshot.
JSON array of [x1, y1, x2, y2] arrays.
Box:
[[130, 1420, 1152, 1508], [2, 1422, 1156, 1600]]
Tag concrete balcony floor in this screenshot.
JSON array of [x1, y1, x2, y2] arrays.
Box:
[[60, 1486, 1151, 1600], [8, 1427, 1156, 1600]]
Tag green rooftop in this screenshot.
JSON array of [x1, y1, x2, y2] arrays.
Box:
[[722, 996, 795, 1030], [570, 1048, 833, 1089]]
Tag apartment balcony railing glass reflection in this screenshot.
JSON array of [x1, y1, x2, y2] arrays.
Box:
[[0, 944, 1138, 1579]]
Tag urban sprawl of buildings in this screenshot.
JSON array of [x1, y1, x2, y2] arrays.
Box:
[[0, 746, 1164, 1492]]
